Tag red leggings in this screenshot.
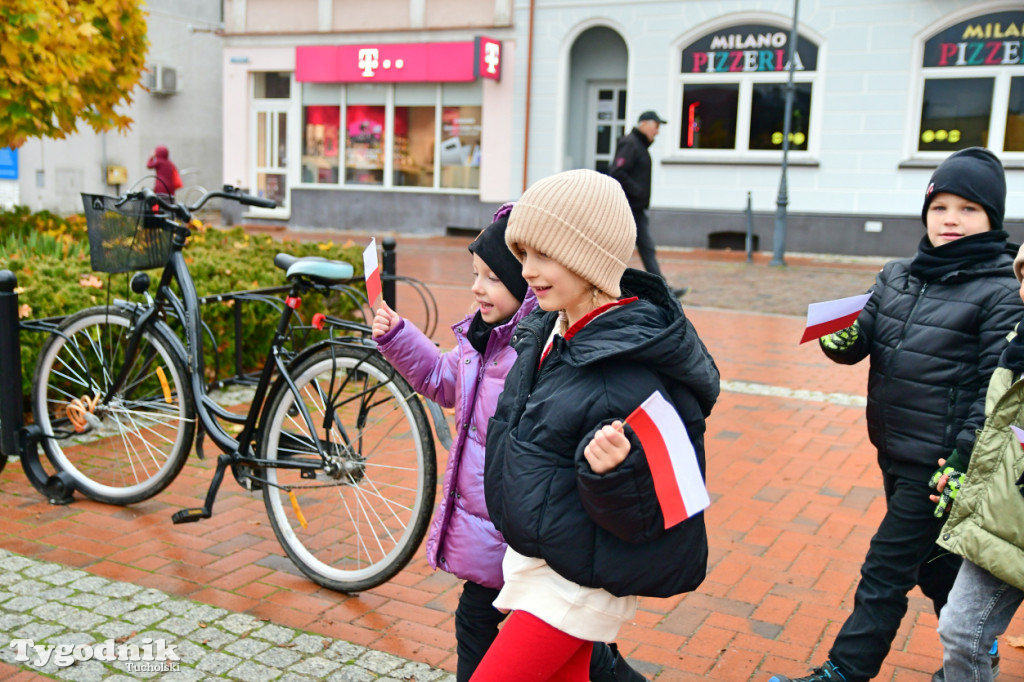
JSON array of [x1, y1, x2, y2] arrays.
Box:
[[469, 610, 591, 681]]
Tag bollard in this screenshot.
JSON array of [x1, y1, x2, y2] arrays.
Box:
[[382, 237, 397, 311], [745, 192, 754, 264], [0, 270, 22, 457]]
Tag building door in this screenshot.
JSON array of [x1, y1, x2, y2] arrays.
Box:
[[585, 82, 627, 173], [250, 72, 294, 218]]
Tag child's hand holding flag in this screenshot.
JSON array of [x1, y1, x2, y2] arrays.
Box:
[[800, 292, 872, 344]]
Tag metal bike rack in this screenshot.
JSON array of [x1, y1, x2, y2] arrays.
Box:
[[0, 270, 76, 504]]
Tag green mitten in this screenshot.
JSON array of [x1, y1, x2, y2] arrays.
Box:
[[820, 321, 860, 352], [929, 450, 967, 518]]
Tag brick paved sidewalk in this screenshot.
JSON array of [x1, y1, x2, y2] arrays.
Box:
[[2, 236, 1022, 680]]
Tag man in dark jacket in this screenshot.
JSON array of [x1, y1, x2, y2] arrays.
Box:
[[610, 111, 688, 298]]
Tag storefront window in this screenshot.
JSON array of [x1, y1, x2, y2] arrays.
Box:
[[1007, 77, 1024, 153], [344, 84, 387, 186], [677, 23, 819, 155], [917, 10, 1024, 155], [394, 85, 436, 187], [441, 83, 482, 190], [302, 106, 341, 184]]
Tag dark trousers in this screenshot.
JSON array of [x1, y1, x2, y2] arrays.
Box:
[[632, 208, 663, 278], [455, 580, 627, 682], [828, 471, 962, 682]]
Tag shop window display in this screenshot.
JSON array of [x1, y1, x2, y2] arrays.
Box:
[[302, 106, 340, 184], [345, 105, 385, 185], [676, 23, 819, 155], [440, 106, 482, 190], [917, 9, 1024, 156], [394, 106, 436, 187]]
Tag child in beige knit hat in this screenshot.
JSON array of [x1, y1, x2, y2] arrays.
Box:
[[475, 169, 720, 681]]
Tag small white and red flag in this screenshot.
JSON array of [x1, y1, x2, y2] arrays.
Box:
[[363, 239, 382, 305], [625, 391, 710, 529], [799, 292, 873, 344], [1009, 425, 1024, 449]]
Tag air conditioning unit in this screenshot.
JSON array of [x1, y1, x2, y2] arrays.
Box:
[[144, 64, 178, 95]]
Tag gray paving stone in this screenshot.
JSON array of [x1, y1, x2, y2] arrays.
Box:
[[10, 621, 65, 641], [356, 650, 405, 674], [223, 635, 273, 658], [252, 623, 298, 645], [9, 578, 49, 595], [64, 592, 110, 609], [292, 633, 331, 655], [324, 640, 367, 663], [255, 645, 305, 669], [94, 621, 139, 640], [227, 659, 281, 682], [44, 568, 92, 586], [279, 674, 316, 682], [94, 599, 137, 618], [99, 582, 145, 599], [121, 607, 169, 627], [169, 639, 208, 665], [39, 586, 76, 602], [180, 603, 227, 622], [0, 555, 36, 571], [3, 594, 45, 612], [157, 616, 203, 637], [391, 662, 449, 681], [130, 589, 170, 607], [0, 572, 21, 587], [24, 561, 63, 578], [54, 659, 109, 682], [218, 612, 263, 635], [325, 667, 375, 682], [186, 626, 234, 649], [0, 612, 33, 631], [195, 650, 241, 675], [291, 656, 343, 677], [69, 575, 112, 593]]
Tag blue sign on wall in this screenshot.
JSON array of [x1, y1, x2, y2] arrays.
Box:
[[0, 148, 17, 180]]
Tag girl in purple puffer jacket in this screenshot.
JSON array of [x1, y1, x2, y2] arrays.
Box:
[[371, 206, 534, 681]]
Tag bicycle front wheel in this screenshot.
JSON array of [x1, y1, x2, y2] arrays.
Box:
[[260, 345, 436, 593], [31, 306, 196, 504]]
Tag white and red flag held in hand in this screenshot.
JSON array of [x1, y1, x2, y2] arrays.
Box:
[[363, 238, 382, 305], [625, 391, 710, 529], [1010, 425, 1024, 449], [799, 292, 873, 344]]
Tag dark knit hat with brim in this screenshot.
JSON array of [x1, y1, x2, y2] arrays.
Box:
[[469, 215, 528, 302], [921, 147, 1006, 232]]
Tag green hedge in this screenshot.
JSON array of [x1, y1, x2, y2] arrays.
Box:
[[1, 206, 368, 408]]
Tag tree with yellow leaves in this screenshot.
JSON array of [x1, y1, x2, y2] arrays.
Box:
[[0, 0, 148, 149]]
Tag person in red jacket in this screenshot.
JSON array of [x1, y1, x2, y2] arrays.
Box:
[[146, 145, 182, 197]]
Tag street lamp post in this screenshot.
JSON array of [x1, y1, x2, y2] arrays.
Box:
[[770, 0, 800, 267]]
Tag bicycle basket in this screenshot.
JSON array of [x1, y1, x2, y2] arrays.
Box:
[[82, 193, 174, 274]]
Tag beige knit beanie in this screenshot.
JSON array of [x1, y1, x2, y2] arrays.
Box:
[[506, 169, 636, 297], [1015, 243, 1024, 283]]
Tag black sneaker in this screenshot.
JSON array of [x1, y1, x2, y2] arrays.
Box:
[[768, 660, 846, 682], [672, 286, 690, 298]]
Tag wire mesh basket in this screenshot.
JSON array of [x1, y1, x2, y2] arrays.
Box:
[[82, 194, 174, 274]]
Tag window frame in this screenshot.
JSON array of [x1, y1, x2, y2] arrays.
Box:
[[670, 18, 824, 164], [906, 4, 1024, 163], [296, 82, 482, 193]]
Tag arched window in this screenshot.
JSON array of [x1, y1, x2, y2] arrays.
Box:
[[915, 9, 1023, 156], [675, 22, 820, 157]]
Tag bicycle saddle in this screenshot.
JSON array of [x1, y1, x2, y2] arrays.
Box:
[[274, 253, 354, 285]]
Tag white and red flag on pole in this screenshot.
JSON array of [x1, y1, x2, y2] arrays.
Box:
[[799, 292, 873, 344], [625, 391, 710, 529], [363, 239, 382, 305], [1009, 425, 1024, 449]]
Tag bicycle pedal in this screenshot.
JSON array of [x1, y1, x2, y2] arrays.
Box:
[[171, 507, 211, 524]]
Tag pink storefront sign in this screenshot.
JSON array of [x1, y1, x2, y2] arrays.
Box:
[[296, 38, 502, 83]]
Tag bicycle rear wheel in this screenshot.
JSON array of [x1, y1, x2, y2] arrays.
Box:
[[31, 306, 196, 504], [260, 345, 436, 593]]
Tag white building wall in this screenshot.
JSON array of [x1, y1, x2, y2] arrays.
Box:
[[510, 0, 1023, 226], [16, 0, 224, 214]]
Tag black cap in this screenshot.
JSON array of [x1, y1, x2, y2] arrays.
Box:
[[921, 147, 1006, 232], [638, 111, 667, 124], [468, 215, 528, 302]]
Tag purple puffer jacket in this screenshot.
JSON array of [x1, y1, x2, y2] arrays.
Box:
[[375, 292, 537, 589]]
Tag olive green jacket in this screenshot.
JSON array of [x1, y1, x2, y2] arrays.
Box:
[[939, 363, 1024, 591]]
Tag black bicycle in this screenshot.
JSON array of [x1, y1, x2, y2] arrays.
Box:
[[30, 187, 437, 592]]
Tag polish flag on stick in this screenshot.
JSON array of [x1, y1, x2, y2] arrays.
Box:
[[799, 292, 873, 344], [363, 238, 382, 305], [626, 391, 710, 529], [1009, 425, 1024, 449]]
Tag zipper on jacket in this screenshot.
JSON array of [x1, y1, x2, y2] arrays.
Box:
[[944, 386, 958, 449]]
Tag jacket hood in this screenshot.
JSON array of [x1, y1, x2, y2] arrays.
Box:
[[520, 269, 719, 416], [153, 146, 169, 159]]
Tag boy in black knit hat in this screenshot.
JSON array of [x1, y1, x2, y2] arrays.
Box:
[[768, 147, 1023, 682]]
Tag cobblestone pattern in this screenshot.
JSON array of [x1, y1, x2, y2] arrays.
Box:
[[0, 551, 455, 682]]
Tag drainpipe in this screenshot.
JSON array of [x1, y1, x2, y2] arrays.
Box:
[[520, 0, 536, 192]]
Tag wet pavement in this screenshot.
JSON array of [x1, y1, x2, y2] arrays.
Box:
[[2, 232, 1022, 681]]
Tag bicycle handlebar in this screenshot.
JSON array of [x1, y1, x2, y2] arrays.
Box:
[[122, 185, 277, 222]]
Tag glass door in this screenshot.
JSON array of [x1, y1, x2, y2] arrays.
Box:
[[250, 72, 293, 217], [586, 82, 627, 173]]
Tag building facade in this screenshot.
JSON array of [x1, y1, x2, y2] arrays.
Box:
[[223, 0, 1023, 256], [11, 0, 224, 215]]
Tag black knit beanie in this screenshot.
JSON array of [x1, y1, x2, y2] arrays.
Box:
[[468, 215, 528, 302], [921, 147, 1006, 232]]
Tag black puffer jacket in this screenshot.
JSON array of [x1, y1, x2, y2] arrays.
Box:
[[822, 243, 1023, 479], [485, 269, 720, 598], [609, 128, 652, 211]]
